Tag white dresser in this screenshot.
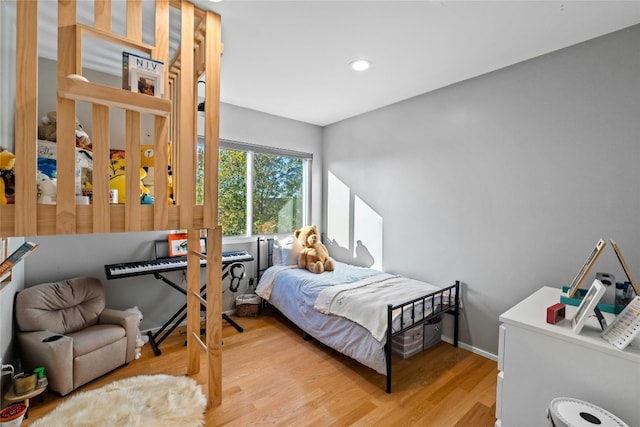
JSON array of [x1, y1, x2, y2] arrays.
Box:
[[496, 286, 640, 427]]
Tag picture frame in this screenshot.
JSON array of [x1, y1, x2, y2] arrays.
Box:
[[572, 279, 606, 334], [566, 238, 606, 298], [131, 69, 159, 97], [167, 233, 206, 257], [168, 233, 188, 257], [610, 239, 640, 297]]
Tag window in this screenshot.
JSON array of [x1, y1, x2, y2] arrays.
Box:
[[197, 138, 311, 237]]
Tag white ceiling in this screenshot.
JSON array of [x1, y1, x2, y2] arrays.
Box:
[[38, 1, 640, 126]]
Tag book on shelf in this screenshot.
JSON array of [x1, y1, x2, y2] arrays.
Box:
[[0, 241, 38, 281], [122, 51, 164, 98]]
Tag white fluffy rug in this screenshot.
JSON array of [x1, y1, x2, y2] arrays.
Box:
[[31, 374, 206, 427]]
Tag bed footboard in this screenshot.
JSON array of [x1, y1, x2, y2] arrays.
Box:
[[385, 280, 461, 393]]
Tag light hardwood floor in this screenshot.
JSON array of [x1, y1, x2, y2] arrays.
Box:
[[23, 309, 497, 426]]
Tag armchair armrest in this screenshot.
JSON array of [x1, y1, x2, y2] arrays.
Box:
[[16, 330, 73, 396], [99, 308, 138, 363]]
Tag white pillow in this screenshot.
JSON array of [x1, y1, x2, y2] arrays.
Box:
[[273, 235, 300, 265]]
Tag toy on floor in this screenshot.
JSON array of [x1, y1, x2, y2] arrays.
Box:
[[125, 306, 149, 359]]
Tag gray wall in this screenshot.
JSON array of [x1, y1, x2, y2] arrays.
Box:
[[0, 239, 27, 365], [322, 25, 640, 357]]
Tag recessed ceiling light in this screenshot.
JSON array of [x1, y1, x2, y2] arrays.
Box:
[[350, 59, 371, 71]]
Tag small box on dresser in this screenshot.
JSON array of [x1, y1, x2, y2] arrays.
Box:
[[392, 325, 423, 358]]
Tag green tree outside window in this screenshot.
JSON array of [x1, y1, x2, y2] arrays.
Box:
[[196, 141, 308, 237]]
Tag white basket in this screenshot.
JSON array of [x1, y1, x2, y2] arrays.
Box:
[[235, 294, 261, 317]]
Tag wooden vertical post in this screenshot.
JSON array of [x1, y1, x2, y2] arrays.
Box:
[[126, 0, 142, 42], [91, 104, 110, 233], [178, 2, 195, 229], [14, 0, 38, 236], [153, 0, 170, 229], [202, 10, 224, 409], [94, 0, 112, 32], [186, 227, 202, 376], [203, 11, 222, 229], [125, 110, 141, 231], [56, 0, 80, 234], [206, 226, 223, 407]]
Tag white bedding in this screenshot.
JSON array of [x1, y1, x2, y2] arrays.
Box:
[[256, 262, 451, 374], [315, 274, 445, 341]]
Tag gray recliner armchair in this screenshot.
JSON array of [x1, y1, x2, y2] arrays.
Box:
[[14, 276, 138, 396]]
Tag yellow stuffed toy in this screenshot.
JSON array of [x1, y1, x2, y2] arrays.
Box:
[[139, 168, 154, 204], [0, 149, 16, 205], [109, 168, 154, 204], [295, 224, 335, 274]]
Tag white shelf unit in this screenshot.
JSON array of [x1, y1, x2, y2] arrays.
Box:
[[496, 286, 640, 427]]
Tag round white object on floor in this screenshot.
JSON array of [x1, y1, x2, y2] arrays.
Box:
[[548, 397, 628, 427]]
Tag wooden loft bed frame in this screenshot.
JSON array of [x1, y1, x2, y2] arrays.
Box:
[[10, 0, 224, 408]]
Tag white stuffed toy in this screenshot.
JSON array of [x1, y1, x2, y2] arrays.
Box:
[[37, 172, 57, 204], [125, 306, 149, 359]]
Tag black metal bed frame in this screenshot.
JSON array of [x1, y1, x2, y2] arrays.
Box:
[[256, 237, 461, 393], [385, 280, 460, 393]]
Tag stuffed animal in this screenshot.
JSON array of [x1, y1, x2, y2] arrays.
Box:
[[139, 168, 154, 204], [38, 111, 92, 149], [0, 149, 15, 205], [125, 306, 148, 360], [294, 224, 335, 274], [167, 168, 174, 205], [109, 167, 153, 204], [37, 172, 57, 204]]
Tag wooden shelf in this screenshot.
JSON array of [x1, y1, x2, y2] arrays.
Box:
[[77, 23, 154, 55], [0, 204, 205, 236], [58, 76, 171, 117]]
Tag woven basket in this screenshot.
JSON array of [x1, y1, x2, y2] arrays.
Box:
[[13, 372, 36, 394], [235, 294, 261, 317]]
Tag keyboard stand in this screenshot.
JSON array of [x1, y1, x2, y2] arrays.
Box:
[[222, 313, 244, 333], [146, 262, 245, 356]]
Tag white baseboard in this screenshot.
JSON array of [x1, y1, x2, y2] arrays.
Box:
[[441, 334, 498, 362]]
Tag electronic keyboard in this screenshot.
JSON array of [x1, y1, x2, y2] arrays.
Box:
[[105, 250, 253, 279]]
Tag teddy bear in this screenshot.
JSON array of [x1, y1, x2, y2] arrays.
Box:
[[38, 111, 92, 149], [37, 172, 57, 204], [294, 224, 335, 274], [125, 306, 149, 360], [0, 149, 15, 205]]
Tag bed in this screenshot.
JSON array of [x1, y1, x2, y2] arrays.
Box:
[[255, 237, 460, 393]]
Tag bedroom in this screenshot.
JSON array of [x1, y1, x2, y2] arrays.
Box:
[[1, 1, 640, 425]]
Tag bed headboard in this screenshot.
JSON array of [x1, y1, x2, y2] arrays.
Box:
[[256, 232, 329, 279], [256, 237, 274, 279]]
